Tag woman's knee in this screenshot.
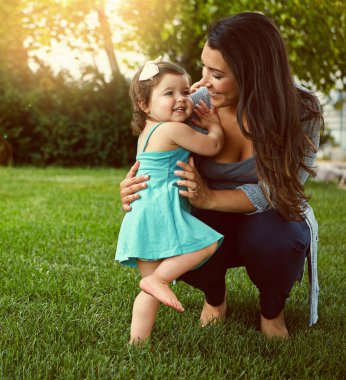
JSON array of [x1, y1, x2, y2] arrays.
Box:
[[237, 210, 310, 260], [236, 211, 310, 291]]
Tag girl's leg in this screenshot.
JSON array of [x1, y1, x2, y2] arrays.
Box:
[[236, 210, 310, 337], [140, 241, 218, 312], [130, 261, 161, 344], [130, 291, 160, 344]]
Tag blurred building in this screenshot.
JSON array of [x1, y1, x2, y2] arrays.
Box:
[[318, 90, 346, 160]]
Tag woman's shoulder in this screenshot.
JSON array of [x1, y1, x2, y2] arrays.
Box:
[[295, 83, 314, 94], [191, 87, 211, 108], [295, 84, 323, 131], [295, 83, 321, 111]]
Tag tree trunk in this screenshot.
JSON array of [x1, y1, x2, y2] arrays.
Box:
[[96, 4, 121, 78]]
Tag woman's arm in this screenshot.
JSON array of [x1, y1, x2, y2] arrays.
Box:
[[200, 188, 256, 213], [177, 87, 322, 214], [229, 104, 322, 214], [175, 158, 256, 213], [176, 113, 322, 214], [119, 161, 149, 211]]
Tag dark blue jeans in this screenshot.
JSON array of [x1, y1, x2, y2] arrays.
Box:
[[179, 209, 310, 319]]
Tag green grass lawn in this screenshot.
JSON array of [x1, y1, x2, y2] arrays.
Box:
[[0, 167, 345, 379]]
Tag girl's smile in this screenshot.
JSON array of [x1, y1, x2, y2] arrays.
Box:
[[173, 106, 186, 111]]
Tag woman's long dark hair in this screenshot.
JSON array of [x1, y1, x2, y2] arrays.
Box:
[[208, 12, 323, 220]]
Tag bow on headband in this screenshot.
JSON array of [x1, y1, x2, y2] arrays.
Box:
[[139, 56, 162, 81]]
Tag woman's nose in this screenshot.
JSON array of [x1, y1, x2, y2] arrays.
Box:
[[199, 73, 210, 87]]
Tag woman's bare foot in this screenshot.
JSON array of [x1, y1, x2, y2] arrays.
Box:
[[260, 310, 289, 338], [200, 297, 228, 327], [140, 275, 185, 312]]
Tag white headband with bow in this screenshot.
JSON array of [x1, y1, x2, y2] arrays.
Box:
[[139, 56, 162, 81]]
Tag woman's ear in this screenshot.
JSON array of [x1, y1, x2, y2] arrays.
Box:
[[138, 99, 150, 114]]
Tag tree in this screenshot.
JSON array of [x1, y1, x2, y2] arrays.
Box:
[[2, 0, 122, 78], [0, 0, 134, 167], [0, 1, 31, 76], [117, 0, 345, 93]]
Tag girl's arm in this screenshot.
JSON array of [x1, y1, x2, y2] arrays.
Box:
[[165, 101, 224, 156]]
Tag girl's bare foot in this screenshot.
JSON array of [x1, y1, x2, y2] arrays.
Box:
[[200, 297, 228, 327], [260, 310, 289, 338], [140, 275, 185, 312]]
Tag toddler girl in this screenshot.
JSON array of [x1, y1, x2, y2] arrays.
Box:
[[115, 58, 224, 343]]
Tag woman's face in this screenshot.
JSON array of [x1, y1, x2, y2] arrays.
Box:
[[199, 43, 239, 109]]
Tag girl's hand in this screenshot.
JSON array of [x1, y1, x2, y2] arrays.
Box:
[[175, 157, 212, 209], [192, 101, 220, 131], [120, 161, 149, 212]]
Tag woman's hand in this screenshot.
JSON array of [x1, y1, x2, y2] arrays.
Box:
[[174, 156, 212, 209], [120, 161, 149, 212]]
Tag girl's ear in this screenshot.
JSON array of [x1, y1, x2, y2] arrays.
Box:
[[138, 99, 150, 114]]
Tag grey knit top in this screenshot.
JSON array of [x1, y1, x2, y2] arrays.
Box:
[[191, 86, 321, 326]]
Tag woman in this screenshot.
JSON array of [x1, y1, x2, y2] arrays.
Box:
[[119, 12, 323, 338]]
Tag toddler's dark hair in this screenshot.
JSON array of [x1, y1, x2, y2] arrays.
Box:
[[129, 62, 190, 135]]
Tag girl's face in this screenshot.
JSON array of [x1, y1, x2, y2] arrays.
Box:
[[199, 43, 239, 109], [144, 73, 193, 123]]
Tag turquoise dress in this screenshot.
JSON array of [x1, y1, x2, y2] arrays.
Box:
[[115, 122, 223, 268]]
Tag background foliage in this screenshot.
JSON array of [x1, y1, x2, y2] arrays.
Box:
[[0, 65, 135, 166], [0, 0, 344, 166], [118, 0, 345, 90]]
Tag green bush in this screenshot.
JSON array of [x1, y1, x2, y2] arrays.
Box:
[[0, 66, 136, 167]]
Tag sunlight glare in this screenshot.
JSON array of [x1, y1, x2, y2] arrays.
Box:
[[28, 0, 144, 80]]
